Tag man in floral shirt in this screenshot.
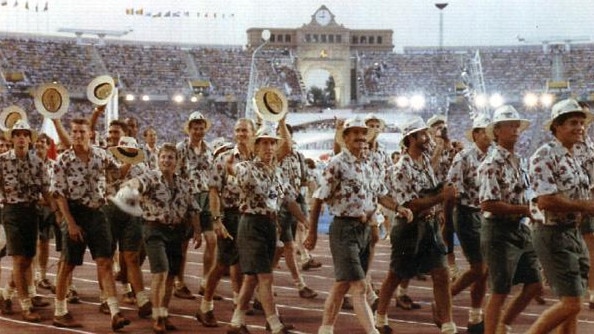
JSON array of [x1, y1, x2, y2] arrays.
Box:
[[124, 142, 201, 333], [50, 118, 130, 330], [526, 99, 594, 333], [175, 111, 215, 299], [478, 105, 542, 334], [196, 118, 255, 328], [0, 120, 52, 322], [446, 114, 491, 333], [376, 117, 457, 334], [227, 125, 307, 334], [306, 116, 411, 334]]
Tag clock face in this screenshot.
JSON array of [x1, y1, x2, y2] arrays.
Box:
[[315, 9, 331, 26]]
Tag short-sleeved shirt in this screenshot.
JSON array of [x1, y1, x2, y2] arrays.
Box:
[[0, 150, 49, 204], [530, 139, 590, 226], [141, 144, 159, 170], [176, 139, 213, 194], [314, 148, 386, 217], [278, 149, 307, 200], [51, 146, 119, 209], [389, 152, 438, 207], [106, 151, 149, 197], [235, 157, 287, 216], [478, 144, 528, 208], [429, 142, 456, 182], [136, 170, 200, 224], [366, 145, 392, 200], [447, 143, 489, 209], [209, 146, 252, 209]]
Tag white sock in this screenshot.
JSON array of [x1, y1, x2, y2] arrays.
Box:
[[152, 307, 160, 320], [267, 314, 283, 333], [376, 313, 388, 326], [201, 299, 214, 313], [590, 290, 594, 302], [27, 284, 37, 297], [107, 296, 120, 316], [318, 325, 334, 334], [20, 298, 32, 312], [230, 307, 246, 327], [136, 290, 150, 307], [54, 298, 68, 316], [294, 277, 306, 290], [4, 284, 15, 299], [396, 286, 407, 297], [441, 322, 457, 334], [161, 307, 168, 317], [468, 308, 483, 324]]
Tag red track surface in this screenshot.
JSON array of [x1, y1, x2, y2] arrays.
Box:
[[1, 235, 594, 333]]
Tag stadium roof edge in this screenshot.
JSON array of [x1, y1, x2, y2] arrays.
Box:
[[0, 31, 243, 49]]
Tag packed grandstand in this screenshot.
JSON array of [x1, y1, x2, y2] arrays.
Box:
[[2, 32, 594, 158]]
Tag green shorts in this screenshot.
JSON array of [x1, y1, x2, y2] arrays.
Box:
[[104, 202, 143, 252], [580, 216, 594, 235], [329, 217, 371, 282], [532, 224, 589, 297], [454, 205, 483, 265], [278, 205, 297, 243], [217, 208, 241, 266], [237, 214, 277, 275], [143, 222, 184, 274], [63, 202, 113, 266], [481, 217, 541, 294], [3, 203, 39, 258], [390, 216, 446, 280]]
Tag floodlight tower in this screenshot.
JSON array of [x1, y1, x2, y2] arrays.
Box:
[[245, 29, 271, 120], [435, 3, 448, 51]]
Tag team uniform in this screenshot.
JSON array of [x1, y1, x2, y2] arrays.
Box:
[[478, 145, 541, 294], [530, 139, 590, 297], [388, 151, 447, 278], [314, 148, 383, 281], [447, 144, 488, 265]]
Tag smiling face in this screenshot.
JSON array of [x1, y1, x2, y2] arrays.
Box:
[[234, 119, 255, 146], [158, 145, 177, 174], [365, 119, 382, 140], [552, 113, 586, 149], [343, 127, 368, 156], [188, 120, 207, 144]]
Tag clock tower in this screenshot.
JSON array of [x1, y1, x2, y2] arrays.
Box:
[[311, 5, 335, 27]]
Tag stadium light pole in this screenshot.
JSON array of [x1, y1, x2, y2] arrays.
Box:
[[245, 29, 271, 120], [435, 3, 448, 51]]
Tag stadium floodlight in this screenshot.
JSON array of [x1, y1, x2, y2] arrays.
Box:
[[245, 29, 271, 119], [173, 94, 184, 103], [489, 93, 504, 108], [540, 93, 554, 107], [474, 94, 488, 108], [410, 95, 425, 110], [142, 95, 150, 102], [125, 94, 135, 101], [523, 93, 539, 107], [190, 96, 199, 103], [396, 96, 409, 108]]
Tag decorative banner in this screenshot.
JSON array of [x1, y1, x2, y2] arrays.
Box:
[[123, 8, 235, 19]]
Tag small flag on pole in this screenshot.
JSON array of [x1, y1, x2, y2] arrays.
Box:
[[43, 1, 47, 11]]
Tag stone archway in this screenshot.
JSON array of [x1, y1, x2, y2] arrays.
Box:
[[295, 45, 352, 107]]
